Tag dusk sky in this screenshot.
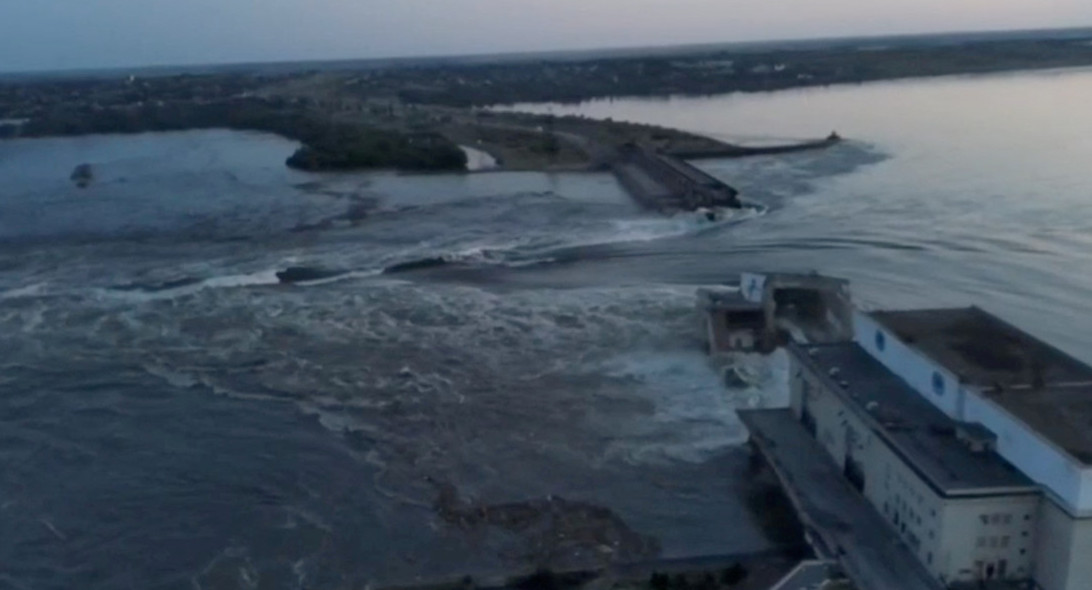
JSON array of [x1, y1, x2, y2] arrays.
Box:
[[2, 0, 1091, 72]]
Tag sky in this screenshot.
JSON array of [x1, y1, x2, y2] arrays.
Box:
[[2, 0, 1091, 72]]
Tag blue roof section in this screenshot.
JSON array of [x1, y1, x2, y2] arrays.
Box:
[[870, 307, 1092, 388], [870, 307, 1092, 467]]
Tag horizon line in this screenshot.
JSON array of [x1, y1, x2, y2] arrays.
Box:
[[3, 23, 1092, 79]]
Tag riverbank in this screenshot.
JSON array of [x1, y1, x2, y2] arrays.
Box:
[[1, 87, 837, 181], [436, 109, 840, 174], [39, 28, 1092, 174], [381, 33, 1092, 108], [11, 98, 469, 173]]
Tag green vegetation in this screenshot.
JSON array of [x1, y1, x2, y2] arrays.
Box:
[[18, 98, 467, 172], [286, 129, 466, 171]]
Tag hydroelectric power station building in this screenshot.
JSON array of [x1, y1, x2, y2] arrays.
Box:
[[717, 273, 1092, 590]]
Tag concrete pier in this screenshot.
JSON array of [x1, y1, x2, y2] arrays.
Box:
[[667, 135, 842, 159]]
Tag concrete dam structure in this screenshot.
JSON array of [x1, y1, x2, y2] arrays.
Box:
[[611, 145, 742, 213]]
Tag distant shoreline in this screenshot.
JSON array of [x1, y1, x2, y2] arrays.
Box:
[[491, 62, 1092, 109], [4, 24, 1092, 80], [6, 30, 1092, 177]]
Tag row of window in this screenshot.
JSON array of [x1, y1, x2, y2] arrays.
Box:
[[885, 468, 938, 527], [884, 499, 935, 548], [977, 535, 1012, 549], [980, 513, 1013, 526]]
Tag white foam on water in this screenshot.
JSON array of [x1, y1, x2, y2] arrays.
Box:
[[370, 198, 768, 272], [96, 266, 389, 303], [715, 349, 792, 410], [289, 269, 383, 287], [2, 305, 47, 334], [553, 206, 768, 252], [459, 145, 499, 171], [0, 283, 48, 300], [387, 237, 532, 266], [201, 269, 282, 289], [597, 350, 747, 466], [596, 346, 791, 467], [142, 363, 202, 389]]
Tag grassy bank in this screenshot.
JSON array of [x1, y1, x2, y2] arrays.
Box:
[[14, 98, 468, 172]]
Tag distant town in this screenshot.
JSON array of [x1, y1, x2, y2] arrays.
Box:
[[3, 29, 1092, 194]]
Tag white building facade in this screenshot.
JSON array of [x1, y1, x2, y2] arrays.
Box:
[[794, 306, 1092, 590], [789, 343, 1040, 585]]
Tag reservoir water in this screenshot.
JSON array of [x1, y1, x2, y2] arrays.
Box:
[[3, 68, 1092, 589]]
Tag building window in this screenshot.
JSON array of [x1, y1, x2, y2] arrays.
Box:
[[1003, 514, 1012, 525], [876, 330, 886, 352], [1020, 549, 1027, 555], [977, 537, 986, 548], [1001, 536, 1010, 548], [932, 372, 946, 396]]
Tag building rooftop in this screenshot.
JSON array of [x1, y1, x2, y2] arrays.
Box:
[[870, 307, 1092, 466], [985, 383, 1092, 465], [870, 307, 1092, 388], [794, 343, 1036, 496]]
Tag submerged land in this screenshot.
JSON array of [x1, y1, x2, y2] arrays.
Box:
[[3, 27, 1092, 186]]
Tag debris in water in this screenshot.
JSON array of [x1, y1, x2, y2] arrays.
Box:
[[70, 163, 94, 188]]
